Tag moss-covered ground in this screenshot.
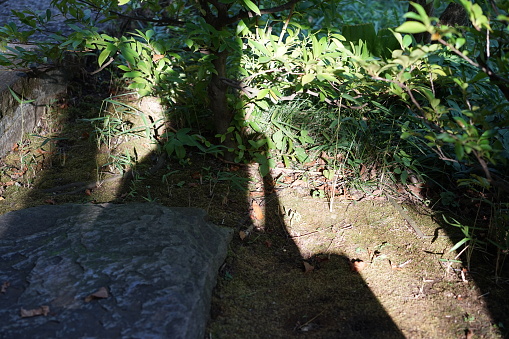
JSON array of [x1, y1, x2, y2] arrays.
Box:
[[0, 75, 507, 338]]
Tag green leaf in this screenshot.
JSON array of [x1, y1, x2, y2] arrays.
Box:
[[249, 40, 270, 56], [256, 88, 270, 100], [255, 100, 269, 110], [118, 0, 130, 4], [294, 147, 309, 163], [242, 0, 261, 15], [402, 34, 413, 48], [396, 21, 428, 34], [455, 142, 465, 160], [401, 132, 412, 139], [123, 71, 143, 78], [272, 130, 285, 150], [118, 65, 131, 71], [98, 48, 111, 67], [8, 86, 34, 104], [258, 56, 271, 64], [145, 29, 155, 40], [322, 170, 334, 180], [409, 2, 431, 26], [120, 43, 138, 65], [316, 72, 338, 82], [301, 73, 315, 86], [448, 237, 470, 253], [236, 19, 248, 35]]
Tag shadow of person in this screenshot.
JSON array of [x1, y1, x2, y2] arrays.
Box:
[[207, 148, 404, 338], [86, 95, 403, 337]]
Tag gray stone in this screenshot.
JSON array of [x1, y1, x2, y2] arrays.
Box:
[[0, 65, 67, 158], [0, 203, 232, 339], [0, 0, 79, 41]]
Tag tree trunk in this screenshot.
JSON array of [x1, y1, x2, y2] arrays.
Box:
[[208, 50, 237, 158], [406, 1, 469, 43], [208, 51, 230, 136], [407, 0, 434, 43], [438, 3, 468, 27]]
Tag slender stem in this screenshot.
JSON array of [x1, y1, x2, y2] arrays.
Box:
[[278, 3, 295, 44]]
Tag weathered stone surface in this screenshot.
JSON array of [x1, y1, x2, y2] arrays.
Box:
[[0, 0, 76, 41], [0, 66, 67, 158], [0, 203, 232, 339], [0, 0, 74, 158]]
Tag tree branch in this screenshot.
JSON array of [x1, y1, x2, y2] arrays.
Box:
[[71, 0, 185, 26], [225, 0, 302, 25], [438, 37, 509, 100]]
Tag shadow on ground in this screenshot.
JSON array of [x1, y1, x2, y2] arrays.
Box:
[[0, 6, 506, 338], [0, 62, 506, 338], [0, 60, 407, 337]]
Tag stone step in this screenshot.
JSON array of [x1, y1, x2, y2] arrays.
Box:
[[0, 51, 66, 158], [0, 0, 68, 158]]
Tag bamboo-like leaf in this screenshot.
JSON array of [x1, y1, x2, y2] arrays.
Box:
[[256, 88, 270, 100], [98, 48, 111, 67], [242, 0, 261, 15], [8, 87, 34, 104], [396, 21, 427, 34], [448, 237, 470, 253], [301, 73, 315, 86]]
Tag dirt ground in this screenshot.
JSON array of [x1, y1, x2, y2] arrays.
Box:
[[0, 77, 507, 338]]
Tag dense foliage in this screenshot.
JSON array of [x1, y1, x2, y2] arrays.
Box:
[[1, 0, 508, 271]]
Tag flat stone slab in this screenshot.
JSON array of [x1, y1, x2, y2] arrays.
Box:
[[0, 203, 232, 339]]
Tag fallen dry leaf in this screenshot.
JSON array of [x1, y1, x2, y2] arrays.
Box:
[[249, 191, 265, 197], [281, 175, 294, 184], [20, 306, 50, 318], [360, 164, 368, 180], [239, 230, 248, 240], [408, 183, 423, 197], [45, 199, 56, 205], [303, 160, 316, 167], [290, 179, 307, 188], [36, 148, 52, 155], [1, 281, 10, 293], [80, 131, 90, 140], [465, 329, 474, 339], [303, 261, 315, 273], [350, 259, 367, 272], [84, 189, 92, 196], [84, 287, 109, 302], [152, 54, 165, 62], [191, 171, 201, 180], [251, 200, 264, 220], [12, 169, 26, 177], [221, 195, 228, 206]]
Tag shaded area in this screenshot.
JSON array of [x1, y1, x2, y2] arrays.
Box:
[[210, 176, 404, 338], [208, 173, 504, 337], [0, 1, 506, 338], [0, 203, 231, 338]]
